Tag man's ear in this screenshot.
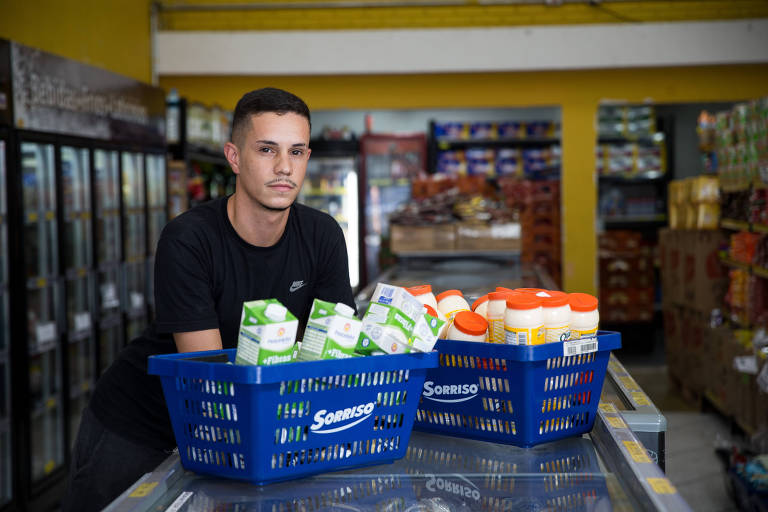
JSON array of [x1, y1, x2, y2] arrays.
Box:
[[223, 142, 240, 175]]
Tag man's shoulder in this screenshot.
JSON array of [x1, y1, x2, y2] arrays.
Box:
[[293, 203, 340, 232], [162, 198, 224, 240]]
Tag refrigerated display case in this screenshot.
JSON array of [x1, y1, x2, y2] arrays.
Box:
[[359, 133, 426, 288], [146, 153, 168, 318], [21, 141, 65, 484], [0, 38, 167, 510], [300, 138, 360, 290], [0, 137, 11, 507], [61, 145, 96, 449], [94, 149, 124, 374]]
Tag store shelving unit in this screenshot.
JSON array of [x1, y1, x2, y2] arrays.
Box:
[[0, 39, 167, 511], [166, 97, 233, 212]]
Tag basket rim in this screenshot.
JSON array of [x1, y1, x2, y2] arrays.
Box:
[[148, 349, 438, 384]]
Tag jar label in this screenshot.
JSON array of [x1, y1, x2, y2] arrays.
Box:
[[504, 325, 544, 345], [489, 318, 505, 344], [545, 325, 570, 344], [568, 327, 598, 340]]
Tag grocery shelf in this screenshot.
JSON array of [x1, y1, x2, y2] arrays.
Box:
[[720, 219, 751, 231], [602, 214, 667, 229], [186, 149, 227, 167], [597, 135, 663, 146], [719, 255, 751, 272], [436, 137, 559, 149], [598, 173, 666, 183], [28, 338, 59, 357], [753, 223, 768, 234], [752, 266, 768, 280], [393, 249, 521, 259]]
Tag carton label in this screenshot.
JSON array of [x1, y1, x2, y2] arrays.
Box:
[[299, 299, 361, 361], [357, 302, 415, 354], [235, 299, 298, 366], [410, 313, 444, 352]]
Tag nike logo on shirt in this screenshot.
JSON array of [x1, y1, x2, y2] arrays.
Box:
[[290, 280, 307, 293]]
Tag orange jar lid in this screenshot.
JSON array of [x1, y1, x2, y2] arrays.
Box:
[[406, 284, 433, 296], [453, 311, 488, 336], [471, 294, 489, 311], [436, 289, 463, 302], [495, 287, 515, 293], [424, 304, 438, 317], [506, 293, 542, 310], [541, 291, 568, 308], [515, 288, 547, 295], [488, 291, 510, 301], [569, 293, 598, 312]]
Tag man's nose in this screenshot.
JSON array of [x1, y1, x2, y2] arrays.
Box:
[[274, 152, 291, 175]]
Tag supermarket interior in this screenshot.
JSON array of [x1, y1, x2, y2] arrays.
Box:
[[1, 2, 768, 511]]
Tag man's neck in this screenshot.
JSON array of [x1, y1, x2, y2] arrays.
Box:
[[227, 193, 291, 247]]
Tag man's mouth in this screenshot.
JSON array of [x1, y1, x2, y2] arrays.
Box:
[[267, 180, 296, 191]]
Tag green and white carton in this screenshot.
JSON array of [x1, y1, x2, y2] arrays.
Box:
[[410, 312, 444, 352], [297, 299, 362, 360], [356, 301, 418, 355], [235, 299, 298, 366]]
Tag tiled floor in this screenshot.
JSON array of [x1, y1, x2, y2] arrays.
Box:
[[620, 357, 742, 511]]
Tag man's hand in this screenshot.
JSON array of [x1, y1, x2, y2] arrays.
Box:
[[173, 329, 224, 353]]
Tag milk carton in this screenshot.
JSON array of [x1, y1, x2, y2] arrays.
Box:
[[356, 283, 427, 355], [370, 283, 426, 321], [298, 299, 362, 360], [356, 302, 418, 355], [409, 312, 444, 352], [235, 299, 298, 366]]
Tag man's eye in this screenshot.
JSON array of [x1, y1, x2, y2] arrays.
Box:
[[291, 149, 305, 156], [259, 147, 274, 153]]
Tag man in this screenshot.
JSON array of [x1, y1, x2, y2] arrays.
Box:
[[63, 88, 355, 511]]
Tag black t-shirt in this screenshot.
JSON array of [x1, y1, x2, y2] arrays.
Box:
[[90, 197, 355, 449]]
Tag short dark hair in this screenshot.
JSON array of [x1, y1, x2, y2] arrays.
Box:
[[230, 87, 311, 145]]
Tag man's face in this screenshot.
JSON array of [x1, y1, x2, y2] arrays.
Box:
[[232, 112, 311, 212]]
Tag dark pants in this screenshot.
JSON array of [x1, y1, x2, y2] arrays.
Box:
[[62, 406, 172, 512]]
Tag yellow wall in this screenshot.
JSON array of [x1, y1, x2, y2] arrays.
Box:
[[0, 0, 152, 83], [162, 65, 768, 294], [158, 0, 768, 31]]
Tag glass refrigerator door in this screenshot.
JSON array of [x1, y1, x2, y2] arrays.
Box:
[[360, 134, 426, 287], [94, 150, 123, 373], [21, 141, 64, 482], [122, 152, 147, 321], [61, 146, 95, 448], [300, 156, 359, 289], [146, 154, 167, 317], [0, 139, 10, 505]]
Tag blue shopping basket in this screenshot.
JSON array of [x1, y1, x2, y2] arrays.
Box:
[[414, 331, 621, 447], [148, 349, 438, 484]]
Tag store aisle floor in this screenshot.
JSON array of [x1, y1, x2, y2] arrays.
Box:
[[622, 361, 740, 512]]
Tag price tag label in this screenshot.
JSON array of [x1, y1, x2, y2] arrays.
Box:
[[130, 292, 144, 310], [44, 460, 55, 474], [74, 312, 91, 332], [165, 491, 194, 512], [129, 482, 158, 498], [606, 416, 628, 429], [623, 441, 652, 463], [36, 322, 56, 345], [619, 376, 640, 391], [563, 337, 598, 356], [647, 477, 677, 494], [631, 391, 651, 406], [100, 283, 119, 309], [733, 355, 759, 375], [599, 403, 617, 413]]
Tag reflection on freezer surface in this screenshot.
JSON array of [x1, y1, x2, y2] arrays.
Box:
[[61, 146, 92, 271], [146, 433, 636, 511], [22, 143, 57, 280], [94, 150, 121, 264], [30, 404, 64, 482]]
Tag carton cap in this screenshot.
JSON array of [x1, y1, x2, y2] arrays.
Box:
[[334, 302, 355, 317], [506, 294, 542, 310], [453, 311, 488, 336], [471, 294, 489, 311], [569, 293, 599, 312], [265, 303, 287, 321]]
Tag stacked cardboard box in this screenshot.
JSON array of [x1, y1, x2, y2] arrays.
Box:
[[668, 176, 720, 230], [513, 180, 561, 287], [598, 231, 654, 324]]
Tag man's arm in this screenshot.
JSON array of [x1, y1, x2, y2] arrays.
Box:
[[173, 329, 224, 353]]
